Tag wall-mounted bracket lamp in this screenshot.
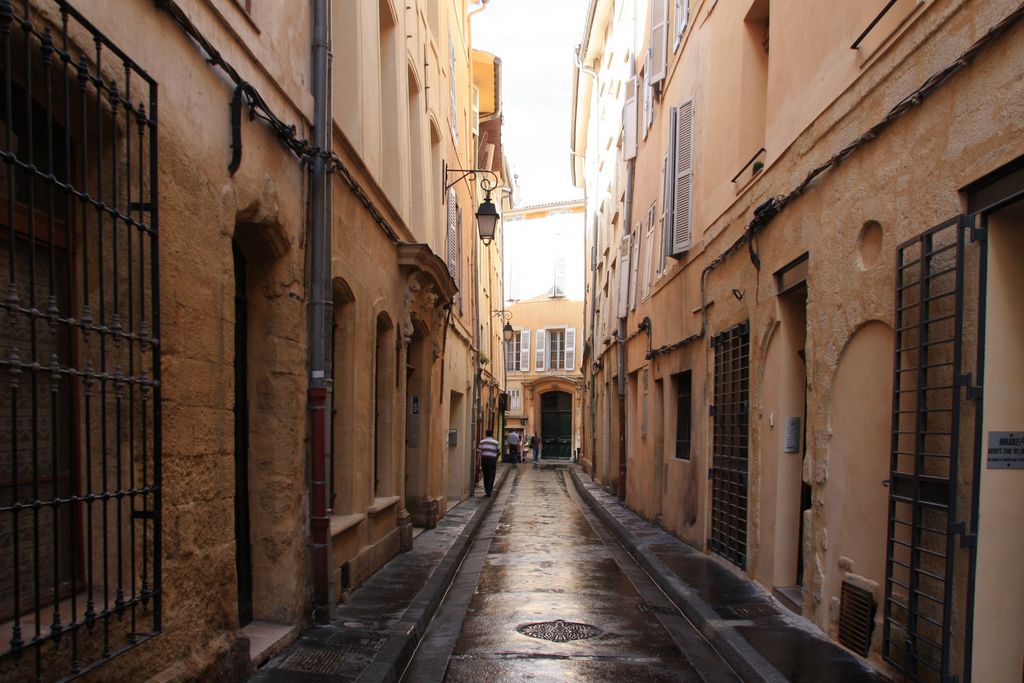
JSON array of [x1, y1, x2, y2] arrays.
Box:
[[444, 162, 501, 244]]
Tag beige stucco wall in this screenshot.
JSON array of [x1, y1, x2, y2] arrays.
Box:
[[576, 0, 1024, 676]]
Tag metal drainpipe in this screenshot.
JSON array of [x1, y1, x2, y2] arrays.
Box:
[[309, 0, 332, 625], [618, 157, 634, 501]]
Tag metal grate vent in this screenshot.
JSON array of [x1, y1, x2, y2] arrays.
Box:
[[838, 580, 875, 657]]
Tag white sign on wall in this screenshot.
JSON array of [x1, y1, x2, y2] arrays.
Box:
[[987, 431, 1024, 469]]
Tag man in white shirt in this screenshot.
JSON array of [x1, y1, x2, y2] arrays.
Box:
[[507, 430, 521, 463], [477, 429, 500, 497]]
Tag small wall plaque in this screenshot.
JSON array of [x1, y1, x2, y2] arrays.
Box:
[[987, 431, 1024, 469]]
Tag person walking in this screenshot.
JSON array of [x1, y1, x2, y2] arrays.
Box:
[[477, 429, 500, 496], [531, 433, 540, 468], [507, 429, 521, 464]]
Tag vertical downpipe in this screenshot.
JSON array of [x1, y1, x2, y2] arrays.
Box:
[[309, 0, 332, 624], [618, 158, 634, 501]]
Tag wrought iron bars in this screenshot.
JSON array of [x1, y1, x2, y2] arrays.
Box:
[[0, 1, 159, 679], [708, 321, 750, 570]]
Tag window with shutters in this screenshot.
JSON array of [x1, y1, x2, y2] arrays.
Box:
[[447, 188, 457, 278], [506, 330, 528, 372], [649, 0, 668, 84], [509, 389, 522, 412], [642, 205, 655, 301], [642, 59, 653, 139], [617, 233, 631, 319], [623, 76, 637, 161], [629, 223, 641, 310], [739, 0, 769, 181], [665, 99, 694, 258], [551, 253, 566, 298], [535, 328, 546, 371], [548, 329, 566, 371], [673, 371, 692, 459], [448, 31, 458, 142], [674, 0, 690, 52]]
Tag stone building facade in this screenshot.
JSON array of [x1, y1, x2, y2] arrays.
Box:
[[0, 0, 507, 681], [573, 0, 1024, 681], [503, 201, 585, 462]]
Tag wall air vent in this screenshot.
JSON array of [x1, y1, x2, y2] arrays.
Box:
[[838, 580, 875, 657]]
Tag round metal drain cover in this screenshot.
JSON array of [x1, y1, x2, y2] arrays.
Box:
[[517, 619, 601, 642]]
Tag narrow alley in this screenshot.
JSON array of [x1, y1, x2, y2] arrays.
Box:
[[252, 464, 886, 682]]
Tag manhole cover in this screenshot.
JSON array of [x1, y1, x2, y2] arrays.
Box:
[[517, 619, 601, 642]]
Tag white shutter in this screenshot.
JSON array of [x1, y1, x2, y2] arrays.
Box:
[[447, 188, 457, 277], [565, 328, 576, 372], [505, 334, 515, 371], [642, 216, 654, 301], [520, 330, 530, 373], [617, 233, 631, 319], [674, 0, 689, 51], [449, 32, 458, 142], [650, 0, 668, 84], [553, 254, 566, 297], [629, 225, 641, 310], [663, 107, 678, 263], [642, 63, 651, 139], [535, 329, 546, 371], [623, 76, 638, 160], [671, 98, 694, 255], [660, 153, 670, 274]]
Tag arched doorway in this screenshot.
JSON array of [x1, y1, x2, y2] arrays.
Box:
[[540, 391, 573, 460]]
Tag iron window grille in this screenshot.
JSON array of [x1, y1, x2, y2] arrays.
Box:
[[709, 322, 749, 570], [0, 1, 160, 680]]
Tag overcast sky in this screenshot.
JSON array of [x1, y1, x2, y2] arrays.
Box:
[[473, 0, 589, 207]]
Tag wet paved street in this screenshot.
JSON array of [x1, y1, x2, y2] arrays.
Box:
[[402, 465, 738, 682]]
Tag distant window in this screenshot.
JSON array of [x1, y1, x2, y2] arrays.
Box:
[[509, 388, 522, 411], [506, 330, 526, 372], [549, 329, 566, 371], [449, 32, 458, 142], [674, 371, 692, 459]]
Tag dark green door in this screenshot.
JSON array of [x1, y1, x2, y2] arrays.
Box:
[[540, 392, 573, 460]]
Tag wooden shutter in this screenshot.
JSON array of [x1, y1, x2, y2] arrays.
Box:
[[629, 224, 641, 310], [650, 0, 668, 84], [642, 211, 655, 300], [660, 152, 670, 273], [535, 329, 546, 371], [520, 330, 530, 373], [674, 0, 689, 51], [624, 76, 638, 160], [617, 233, 631, 319], [671, 98, 694, 256], [447, 188, 457, 277], [565, 328, 576, 372], [663, 107, 678, 261], [553, 254, 566, 297]]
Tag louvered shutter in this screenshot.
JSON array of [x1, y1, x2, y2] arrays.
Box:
[[535, 329, 546, 371], [671, 98, 694, 255], [520, 330, 530, 373], [553, 254, 566, 297], [617, 233, 631, 319], [629, 225, 641, 310], [674, 0, 689, 51], [624, 76, 638, 160], [565, 328, 576, 372], [650, 0, 668, 84], [660, 152, 670, 273], [447, 188, 457, 277], [663, 107, 678, 262], [642, 218, 654, 300]]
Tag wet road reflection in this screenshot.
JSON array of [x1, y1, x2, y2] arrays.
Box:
[[403, 465, 736, 682]]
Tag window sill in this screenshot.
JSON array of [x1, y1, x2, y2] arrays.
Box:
[[368, 496, 401, 516], [329, 512, 365, 538]]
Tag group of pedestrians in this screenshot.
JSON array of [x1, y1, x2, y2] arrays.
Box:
[[476, 428, 541, 497]]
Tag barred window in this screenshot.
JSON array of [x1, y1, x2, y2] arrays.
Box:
[[0, 3, 161, 679]]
